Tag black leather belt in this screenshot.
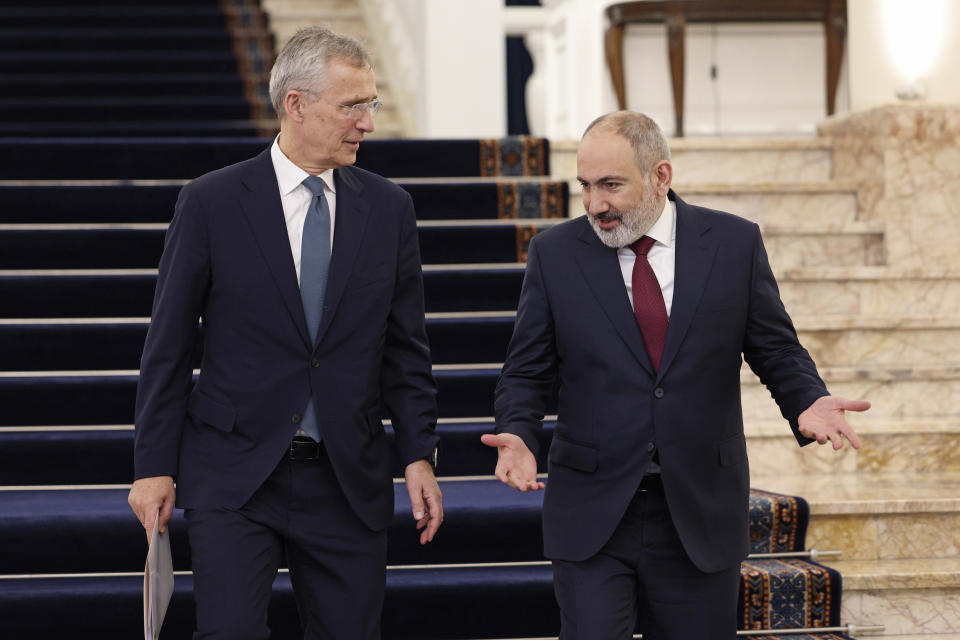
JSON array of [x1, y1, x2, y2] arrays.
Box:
[[289, 436, 324, 461], [637, 473, 663, 493]]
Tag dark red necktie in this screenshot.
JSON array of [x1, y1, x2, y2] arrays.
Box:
[[630, 236, 668, 371]]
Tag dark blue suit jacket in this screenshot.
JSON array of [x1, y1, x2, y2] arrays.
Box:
[[134, 147, 439, 532], [495, 191, 826, 572]]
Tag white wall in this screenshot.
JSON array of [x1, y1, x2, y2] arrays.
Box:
[[848, 0, 960, 109], [400, 0, 506, 138]]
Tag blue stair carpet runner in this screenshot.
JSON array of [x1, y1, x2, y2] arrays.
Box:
[[0, 136, 552, 179], [0, 182, 568, 223]]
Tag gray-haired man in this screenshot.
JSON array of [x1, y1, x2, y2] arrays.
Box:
[[128, 27, 442, 639]]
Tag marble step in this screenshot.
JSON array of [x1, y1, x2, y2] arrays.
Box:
[[551, 138, 834, 184], [836, 557, 960, 637], [777, 267, 960, 318], [752, 473, 960, 560], [565, 182, 860, 228], [741, 364, 960, 423], [751, 473, 960, 636], [745, 417, 960, 476], [791, 315, 960, 369], [761, 222, 885, 269]]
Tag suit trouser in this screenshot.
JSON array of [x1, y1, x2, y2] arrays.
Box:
[[552, 477, 740, 640], [185, 444, 387, 640]]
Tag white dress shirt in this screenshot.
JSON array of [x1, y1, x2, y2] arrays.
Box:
[[617, 198, 677, 317], [270, 137, 337, 285]]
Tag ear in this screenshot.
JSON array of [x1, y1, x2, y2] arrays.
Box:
[[284, 90, 306, 123], [650, 160, 672, 198]]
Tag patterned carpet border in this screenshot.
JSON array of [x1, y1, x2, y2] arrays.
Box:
[[749, 488, 809, 554], [497, 182, 566, 219], [480, 136, 548, 176], [739, 558, 842, 631]]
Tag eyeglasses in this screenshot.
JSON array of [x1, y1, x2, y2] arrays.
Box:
[[294, 89, 383, 119]]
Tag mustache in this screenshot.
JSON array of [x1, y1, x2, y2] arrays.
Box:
[[592, 210, 623, 222]]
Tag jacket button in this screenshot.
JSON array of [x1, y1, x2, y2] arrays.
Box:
[[292, 413, 301, 424], [647, 442, 656, 452], [654, 387, 665, 398], [311, 358, 319, 368]]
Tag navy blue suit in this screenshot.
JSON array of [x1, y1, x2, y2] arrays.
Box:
[[134, 147, 438, 638], [495, 191, 826, 637]]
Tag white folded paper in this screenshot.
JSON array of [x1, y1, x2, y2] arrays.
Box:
[[143, 512, 174, 640]]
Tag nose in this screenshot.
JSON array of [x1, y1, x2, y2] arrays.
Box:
[[356, 108, 375, 133], [585, 192, 608, 216]]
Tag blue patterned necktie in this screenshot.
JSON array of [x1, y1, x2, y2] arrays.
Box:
[[298, 175, 331, 441]]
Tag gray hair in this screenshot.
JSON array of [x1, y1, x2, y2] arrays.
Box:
[[269, 26, 372, 118], [583, 111, 671, 173]]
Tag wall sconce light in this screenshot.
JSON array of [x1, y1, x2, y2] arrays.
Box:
[[881, 0, 947, 101]]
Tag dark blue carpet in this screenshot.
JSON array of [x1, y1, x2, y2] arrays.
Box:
[[0, 268, 524, 318], [0, 181, 568, 223], [0, 137, 551, 179], [0, 421, 553, 485]]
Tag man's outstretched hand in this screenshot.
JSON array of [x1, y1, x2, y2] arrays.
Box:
[[798, 395, 870, 450], [480, 433, 545, 491]]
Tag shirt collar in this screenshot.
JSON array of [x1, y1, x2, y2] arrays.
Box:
[[645, 197, 676, 248], [270, 136, 336, 196]]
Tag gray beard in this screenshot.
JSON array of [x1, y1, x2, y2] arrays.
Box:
[[587, 194, 662, 249]]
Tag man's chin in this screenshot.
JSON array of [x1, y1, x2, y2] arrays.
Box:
[[588, 218, 631, 249]]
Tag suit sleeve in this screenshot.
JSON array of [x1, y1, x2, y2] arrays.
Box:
[[742, 224, 826, 445], [494, 237, 558, 459], [133, 183, 210, 479], [379, 192, 440, 466]]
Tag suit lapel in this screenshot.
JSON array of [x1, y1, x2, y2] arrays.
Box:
[[238, 149, 312, 350], [312, 165, 370, 347], [573, 221, 655, 376], [657, 192, 718, 380]]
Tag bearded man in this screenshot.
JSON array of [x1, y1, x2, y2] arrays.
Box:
[[482, 111, 868, 640]]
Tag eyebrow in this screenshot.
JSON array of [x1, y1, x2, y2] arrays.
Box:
[[341, 93, 378, 104], [576, 175, 628, 184]]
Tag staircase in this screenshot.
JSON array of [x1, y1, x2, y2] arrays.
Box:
[[1, 0, 956, 636]]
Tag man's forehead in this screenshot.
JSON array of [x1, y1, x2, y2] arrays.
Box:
[[578, 133, 638, 175]]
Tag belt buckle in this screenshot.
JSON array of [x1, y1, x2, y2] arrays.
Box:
[[638, 473, 662, 493], [289, 437, 321, 461]]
